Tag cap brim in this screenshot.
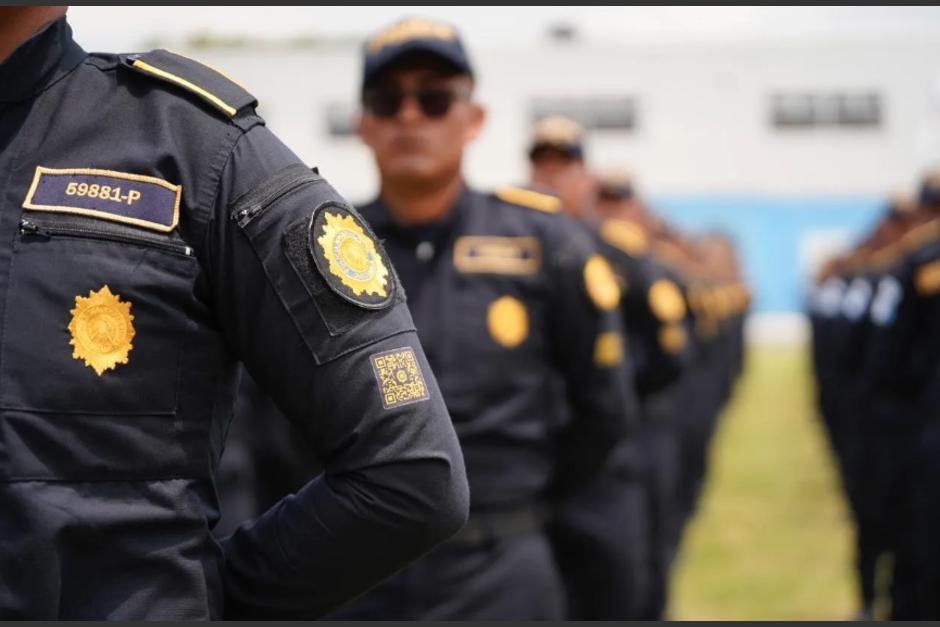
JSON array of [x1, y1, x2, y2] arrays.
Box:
[[363, 39, 473, 88]]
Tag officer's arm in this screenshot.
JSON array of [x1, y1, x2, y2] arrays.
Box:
[[204, 126, 468, 618], [632, 267, 692, 397], [545, 230, 638, 498]]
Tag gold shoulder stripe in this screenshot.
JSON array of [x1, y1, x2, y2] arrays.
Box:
[[131, 59, 237, 117], [495, 187, 561, 213], [915, 258, 940, 296], [601, 219, 648, 256]]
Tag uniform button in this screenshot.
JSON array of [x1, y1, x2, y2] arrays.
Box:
[[416, 241, 435, 261]]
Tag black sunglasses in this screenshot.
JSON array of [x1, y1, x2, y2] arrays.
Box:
[[363, 86, 469, 119]]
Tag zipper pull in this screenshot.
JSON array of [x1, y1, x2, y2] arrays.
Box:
[[233, 204, 263, 228], [20, 219, 50, 237]]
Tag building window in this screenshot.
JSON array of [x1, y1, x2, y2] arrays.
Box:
[[529, 96, 637, 131], [325, 103, 357, 137], [770, 91, 882, 129]]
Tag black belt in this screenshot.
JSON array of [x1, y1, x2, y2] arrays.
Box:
[[446, 504, 546, 547]]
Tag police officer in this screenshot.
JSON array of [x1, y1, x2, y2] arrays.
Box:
[[327, 17, 636, 620], [594, 171, 700, 620], [526, 127, 694, 619], [0, 7, 469, 619], [527, 115, 597, 219], [855, 177, 940, 619]]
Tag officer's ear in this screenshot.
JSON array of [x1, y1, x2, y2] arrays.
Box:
[[357, 111, 377, 149], [464, 102, 486, 144]]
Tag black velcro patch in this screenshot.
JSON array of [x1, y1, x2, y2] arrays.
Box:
[[308, 203, 396, 309]]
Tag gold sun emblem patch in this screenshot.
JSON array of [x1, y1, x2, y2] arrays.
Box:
[[316, 210, 390, 300], [68, 285, 135, 376]]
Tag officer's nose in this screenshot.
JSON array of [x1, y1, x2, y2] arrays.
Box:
[[396, 94, 424, 125]]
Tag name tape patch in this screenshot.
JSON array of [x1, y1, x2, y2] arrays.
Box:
[[370, 347, 431, 410], [23, 166, 181, 233], [453, 236, 542, 275]]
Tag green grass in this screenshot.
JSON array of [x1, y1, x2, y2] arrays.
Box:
[[669, 345, 857, 620]]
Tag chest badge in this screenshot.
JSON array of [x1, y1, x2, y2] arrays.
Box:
[[68, 285, 136, 376], [583, 254, 621, 311], [487, 295, 529, 348], [313, 208, 391, 307]]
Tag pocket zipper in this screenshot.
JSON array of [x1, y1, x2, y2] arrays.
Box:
[[230, 164, 322, 229], [20, 218, 194, 257]]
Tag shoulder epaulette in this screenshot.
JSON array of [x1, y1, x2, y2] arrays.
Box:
[[651, 239, 686, 269], [120, 49, 257, 118], [915, 257, 940, 296], [600, 219, 648, 256], [494, 187, 561, 214]]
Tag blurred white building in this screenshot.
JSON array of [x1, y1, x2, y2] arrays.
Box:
[[170, 26, 940, 326], [178, 30, 940, 204]]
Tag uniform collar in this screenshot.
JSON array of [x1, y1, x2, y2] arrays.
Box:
[[0, 17, 86, 104], [363, 183, 475, 244]]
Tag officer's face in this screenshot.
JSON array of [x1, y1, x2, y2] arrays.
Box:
[[530, 151, 593, 218], [359, 65, 484, 187], [594, 194, 627, 220]]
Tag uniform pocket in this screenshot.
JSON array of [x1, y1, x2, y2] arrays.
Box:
[[0, 213, 197, 415]]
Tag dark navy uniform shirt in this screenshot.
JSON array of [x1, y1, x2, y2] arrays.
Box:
[[594, 218, 692, 400], [359, 186, 636, 510], [0, 18, 468, 619]]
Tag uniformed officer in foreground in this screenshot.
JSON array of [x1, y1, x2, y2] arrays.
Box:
[[0, 6, 468, 619], [327, 17, 637, 620]]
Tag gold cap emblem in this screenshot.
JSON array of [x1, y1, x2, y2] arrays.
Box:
[[583, 254, 621, 311], [317, 210, 389, 300], [68, 285, 135, 376], [487, 295, 529, 348]]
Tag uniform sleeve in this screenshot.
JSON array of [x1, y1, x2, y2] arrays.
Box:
[[544, 224, 638, 499], [631, 263, 692, 398], [866, 258, 940, 402], [202, 125, 468, 618]]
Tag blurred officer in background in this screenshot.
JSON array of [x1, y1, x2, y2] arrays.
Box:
[[325, 17, 637, 620], [0, 6, 468, 619], [810, 173, 940, 619], [544, 157, 697, 618], [526, 119, 699, 619], [527, 115, 596, 218]]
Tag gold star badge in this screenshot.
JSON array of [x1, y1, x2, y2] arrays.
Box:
[[583, 254, 621, 311], [487, 295, 529, 348], [648, 279, 687, 322], [68, 285, 135, 376], [316, 210, 390, 303]]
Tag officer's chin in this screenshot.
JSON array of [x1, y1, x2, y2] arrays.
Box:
[[385, 158, 444, 186]]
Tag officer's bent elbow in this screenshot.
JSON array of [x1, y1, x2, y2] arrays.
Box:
[[415, 458, 470, 546]]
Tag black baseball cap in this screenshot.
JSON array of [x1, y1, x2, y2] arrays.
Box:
[[528, 116, 585, 161], [597, 167, 635, 201], [362, 17, 474, 90], [919, 168, 940, 206]]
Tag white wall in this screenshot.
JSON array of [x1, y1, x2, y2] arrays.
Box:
[[183, 33, 940, 202]]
